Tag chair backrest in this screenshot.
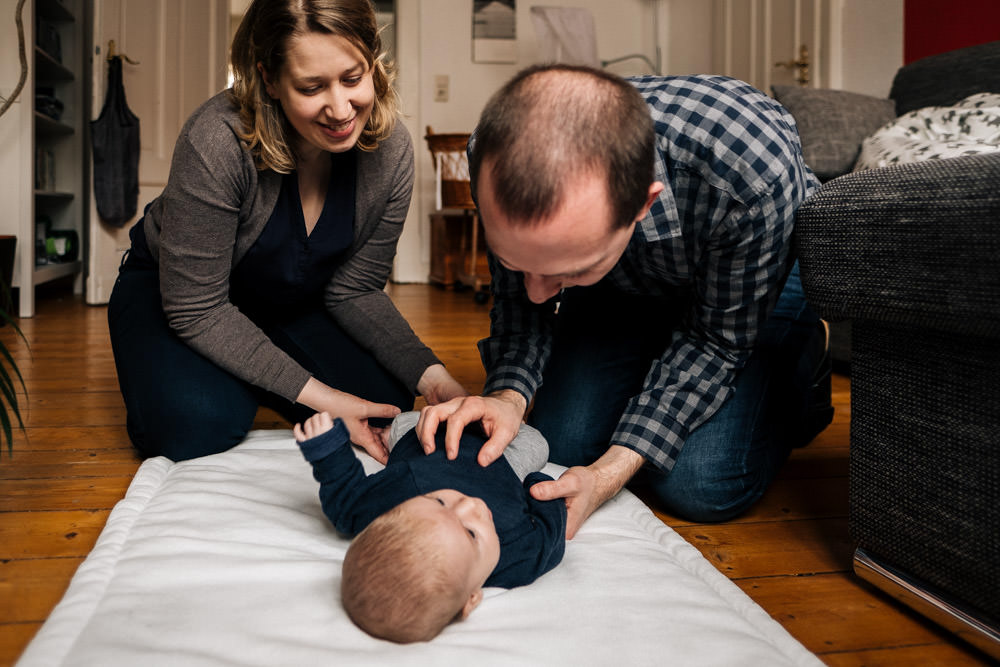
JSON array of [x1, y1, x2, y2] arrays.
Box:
[[890, 40, 1000, 115], [424, 126, 475, 210]]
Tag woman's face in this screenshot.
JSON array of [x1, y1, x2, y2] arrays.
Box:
[[262, 31, 376, 157]]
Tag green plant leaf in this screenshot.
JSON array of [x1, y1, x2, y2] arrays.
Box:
[[0, 293, 28, 456]]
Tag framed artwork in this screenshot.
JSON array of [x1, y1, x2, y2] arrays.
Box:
[[472, 0, 516, 63]]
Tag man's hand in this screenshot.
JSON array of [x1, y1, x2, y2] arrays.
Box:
[[416, 390, 527, 466], [530, 445, 645, 539]]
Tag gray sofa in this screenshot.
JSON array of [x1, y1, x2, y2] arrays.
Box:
[[790, 42, 1000, 659]]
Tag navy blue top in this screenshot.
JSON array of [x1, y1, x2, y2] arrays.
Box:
[[298, 420, 566, 589], [229, 150, 356, 323]]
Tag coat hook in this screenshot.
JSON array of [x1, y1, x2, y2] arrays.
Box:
[[106, 39, 140, 65]]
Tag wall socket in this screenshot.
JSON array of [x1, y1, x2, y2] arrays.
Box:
[[433, 75, 449, 103]]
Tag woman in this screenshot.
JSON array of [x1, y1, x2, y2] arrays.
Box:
[[108, 0, 466, 462]]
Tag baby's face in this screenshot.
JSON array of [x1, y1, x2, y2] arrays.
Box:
[[401, 489, 501, 591]]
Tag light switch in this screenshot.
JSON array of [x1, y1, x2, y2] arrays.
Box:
[[434, 75, 449, 102]]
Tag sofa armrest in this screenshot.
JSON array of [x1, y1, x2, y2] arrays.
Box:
[[793, 152, 1000, 337]]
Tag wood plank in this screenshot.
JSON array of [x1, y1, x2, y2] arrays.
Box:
[[5, 426, 133, 451], [823, 643, 995, 666], [674, 517, 855, 579], [734, 572, 987, 658], [0, 622, 42, 667], [0, 557, 83, 624], [16, 406, 126, 428], [0, 511, 110, 559], [777, 446, 850, 479], [0, 449, 140, 480], [3, 477, 132, 512]]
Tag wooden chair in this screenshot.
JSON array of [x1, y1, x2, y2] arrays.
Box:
[[424, 127, 489, 303]]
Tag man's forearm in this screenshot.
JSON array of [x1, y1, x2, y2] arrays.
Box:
[[590, 444, 646, 505]]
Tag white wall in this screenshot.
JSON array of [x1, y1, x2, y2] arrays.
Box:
[[0, 0, 30, 286], [840, 0, 903, 97]]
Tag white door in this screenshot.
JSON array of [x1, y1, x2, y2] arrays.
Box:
[[712, 0, 840, 93], [87, 0, 229, 304]]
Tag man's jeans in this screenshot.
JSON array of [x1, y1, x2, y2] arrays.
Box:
[[527, 263, 827, 522]]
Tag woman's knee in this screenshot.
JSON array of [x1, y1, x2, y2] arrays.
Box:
[[128, 386, 257, 461]]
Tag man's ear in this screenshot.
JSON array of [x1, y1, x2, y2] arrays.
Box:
[[459, 589, 483, 620], [257, 62, 277, 98], [635, 181, 666, 222]]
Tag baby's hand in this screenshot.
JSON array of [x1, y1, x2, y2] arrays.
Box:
[[293, 411, 334, 443]]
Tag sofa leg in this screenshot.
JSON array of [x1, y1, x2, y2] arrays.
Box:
[[854, 548, 1000, 660]]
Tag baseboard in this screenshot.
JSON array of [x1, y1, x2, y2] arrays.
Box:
[[854, 547, 1000, 661]]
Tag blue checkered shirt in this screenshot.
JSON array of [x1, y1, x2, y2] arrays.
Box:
[[478, 75, 819, 473]]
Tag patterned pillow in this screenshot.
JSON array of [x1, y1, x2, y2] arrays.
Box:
[[771, 85, 898, 182], [853, 92, 1000, 171]]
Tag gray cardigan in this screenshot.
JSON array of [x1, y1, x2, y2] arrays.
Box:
[[139, 91, 440, 402]]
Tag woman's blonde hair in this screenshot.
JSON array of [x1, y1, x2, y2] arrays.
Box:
[[229, 0, 399, 172]]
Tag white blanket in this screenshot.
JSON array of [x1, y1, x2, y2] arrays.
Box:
[[18, 431, 820, 667]]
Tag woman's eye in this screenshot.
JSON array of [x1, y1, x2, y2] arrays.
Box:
[[343, 77, 361, 86]]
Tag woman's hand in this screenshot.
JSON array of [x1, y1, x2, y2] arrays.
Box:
[[295, 378, 400, 464], [416, 363, 469, 405]]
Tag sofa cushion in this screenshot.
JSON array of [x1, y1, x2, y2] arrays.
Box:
[[890, 40, 1000, 115], [854, 92, 1000, 171], [772, 85, 896, 182]]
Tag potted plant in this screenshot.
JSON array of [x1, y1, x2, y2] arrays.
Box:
[[0, 283, 26, 455]]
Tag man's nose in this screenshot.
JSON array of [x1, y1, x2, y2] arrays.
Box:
[[523, 273, 561, 304]]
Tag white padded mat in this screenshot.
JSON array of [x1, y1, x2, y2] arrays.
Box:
[[18, 430, 820, 666]]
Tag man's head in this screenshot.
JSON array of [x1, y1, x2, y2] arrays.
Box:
[[341, 489, 501, 643], [469, 65, 663, 303]]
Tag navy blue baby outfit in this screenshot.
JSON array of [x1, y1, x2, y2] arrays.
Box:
[[298, 420, 566, 588]]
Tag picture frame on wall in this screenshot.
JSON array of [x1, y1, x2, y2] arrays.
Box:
[[472, 0, 516, 63]]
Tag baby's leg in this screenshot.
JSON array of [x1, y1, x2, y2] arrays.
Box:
[[502, 423, 549, 481], [388, 411, 421, 451]]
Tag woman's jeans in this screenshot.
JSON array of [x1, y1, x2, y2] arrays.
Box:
[[527, 263, 829, 523], [108, 256, 413, 461]]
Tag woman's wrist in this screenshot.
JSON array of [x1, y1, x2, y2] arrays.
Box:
[[296, 377, 353, 414], [416, 364, 468, 404]]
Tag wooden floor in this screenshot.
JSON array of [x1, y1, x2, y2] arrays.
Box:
[[0, 283, 993, 666]]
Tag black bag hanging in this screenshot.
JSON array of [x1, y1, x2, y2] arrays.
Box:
[[91, 56, 140, 227]]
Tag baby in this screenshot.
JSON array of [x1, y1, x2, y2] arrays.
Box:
[[294, 410, 566, 643]]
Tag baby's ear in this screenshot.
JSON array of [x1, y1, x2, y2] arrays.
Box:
[[459, 589, 483, 620]]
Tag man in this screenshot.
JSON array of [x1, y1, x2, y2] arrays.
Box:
[[417, 64, 832, 537]]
